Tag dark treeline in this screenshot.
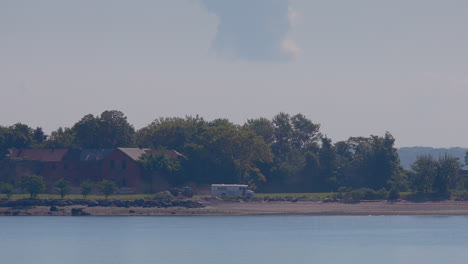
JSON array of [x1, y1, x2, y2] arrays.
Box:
[[0, 110, 464, 195]]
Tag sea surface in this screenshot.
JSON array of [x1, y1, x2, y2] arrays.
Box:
[[1, 216, 468, 264]]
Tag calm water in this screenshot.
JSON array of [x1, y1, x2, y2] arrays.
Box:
[[1, 216, 468, 264]]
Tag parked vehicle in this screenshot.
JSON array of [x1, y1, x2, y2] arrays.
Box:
[[211, 184, 254, 196]]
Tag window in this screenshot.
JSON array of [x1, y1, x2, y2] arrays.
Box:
[[122, 160, 127, 170], [110, 160, 115, 170], [51, 163, 57, 170], [64, 164, 69, 170]]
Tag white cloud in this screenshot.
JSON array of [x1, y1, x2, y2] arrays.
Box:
[[288, 7, 301, 25], [281, 38, 301, 58]]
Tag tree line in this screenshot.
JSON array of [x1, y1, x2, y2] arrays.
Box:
[[0, 110, 464, 196]]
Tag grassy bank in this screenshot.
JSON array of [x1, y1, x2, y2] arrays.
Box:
[[2, 191, 452, 201], [4, 194, 153, 200]]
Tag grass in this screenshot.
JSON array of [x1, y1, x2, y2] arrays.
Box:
[[254, 192, 335, 200], [4, 194, 153, 200], [4, 192, 335, 201], [0, 191, 435, 201]]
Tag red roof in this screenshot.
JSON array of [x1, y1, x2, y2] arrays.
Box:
[[8, 148, 188, 162], [8, 149, 69, 162]]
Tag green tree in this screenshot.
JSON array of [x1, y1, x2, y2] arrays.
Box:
[[97, 180, 117, 199], [9, 123, 34, 149], [97, 110, 135, 148], [0, 123, 36, 157], [72, 114, 100, 148], [244, 117, 274, 144], [68, 110, 135, 148], [80, 181, 93, 199], [139, 150, 183, 191], [32, 127, 47, 146], [190, 119, 273, 188], [300, 151, 321, 192], [409, 154, 461, 196], [137, 116, 272, 189], [317, 137, 338, 191], [262, 113, 321, 192], [343, 133, 401, 190], [19, 174, 45, 199], [55, 179, 71, 199], [0, 182, 14, 200], [136, 116, 205, 150], [434, 154, 461, 195], [43, 127, 76, 148], [410, 155, 438, 194]]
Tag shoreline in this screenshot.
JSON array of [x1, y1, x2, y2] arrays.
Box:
[[2, 200, 468, 216]]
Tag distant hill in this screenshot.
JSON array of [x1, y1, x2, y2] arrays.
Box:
[[398, 147, 468, 170]]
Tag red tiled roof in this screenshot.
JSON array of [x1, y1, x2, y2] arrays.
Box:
[[8, 149, 69, 162], [8, 148, 188, 162]]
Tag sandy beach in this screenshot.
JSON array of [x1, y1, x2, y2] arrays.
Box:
[[3, 200, 468, 216]]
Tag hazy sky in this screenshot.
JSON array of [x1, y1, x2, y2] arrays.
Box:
[[1, 0, 468, 147]]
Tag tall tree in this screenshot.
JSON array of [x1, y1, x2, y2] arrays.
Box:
[[410, 155, 438, 194], [97, 110, 135, 148], [263, 113, 322, 191], [244, 117, 274, 145], [434, 154, 461, 195], [72, 114, 100, 148], [344, 133, 400, 190], [32, 127, 47, 146], [136, 116, 205, 150], [317, 137, 337, 191], [43, 127, 76, 148]]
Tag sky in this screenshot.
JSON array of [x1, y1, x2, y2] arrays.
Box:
[[1, 0, 468, 147]]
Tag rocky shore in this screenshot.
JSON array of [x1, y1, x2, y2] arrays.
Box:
[[0, 198, 205, 209], [2, 198, 468, 216]]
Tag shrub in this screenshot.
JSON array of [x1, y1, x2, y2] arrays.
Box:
[[388, 187, 400, 201], [348, 188, 388, 201], [0, 182, 14, 200], [153, 193, 173, 200]]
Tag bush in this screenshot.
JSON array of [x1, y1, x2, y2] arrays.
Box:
[[387, 187, 400, 201], [451, 191, 468, 201], [0, 182, 14, 200], [345, 188, 388, 201], [153, 191, 173, 200]]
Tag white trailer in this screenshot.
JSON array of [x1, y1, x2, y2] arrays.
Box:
[[211, 184, 253, 196]]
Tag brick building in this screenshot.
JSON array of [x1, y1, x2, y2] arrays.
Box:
[[1, 148, 186, 193]]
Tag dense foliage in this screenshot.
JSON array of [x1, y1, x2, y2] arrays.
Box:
[[0, 110, 465, 196]]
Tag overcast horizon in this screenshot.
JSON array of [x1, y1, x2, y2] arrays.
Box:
[[2, 0, 468, 148]]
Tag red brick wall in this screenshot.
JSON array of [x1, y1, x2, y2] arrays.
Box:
[[100, 149, 143, 191], [2, 149, 171, 193]]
